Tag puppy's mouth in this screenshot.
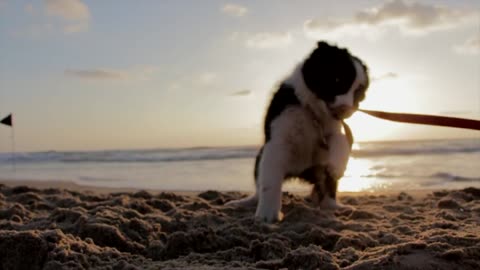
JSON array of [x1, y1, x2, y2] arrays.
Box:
[[330, 105, 356, 119]]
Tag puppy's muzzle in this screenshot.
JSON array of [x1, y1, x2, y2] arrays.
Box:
[[331, 105, 355, 119]]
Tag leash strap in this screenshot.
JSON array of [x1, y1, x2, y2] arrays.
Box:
[[358, 109, 480, 131]]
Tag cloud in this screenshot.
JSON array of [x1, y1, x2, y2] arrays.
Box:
[[304, 0, 479, 38], [373, 72, 399, 81], [44, 0, 90, 33], [65, 66, 158, 81], [230, 90, 251, 96], [196, 72, 217, 85], [454, 35, 480, 55], [355, 0, 465, 30], [163, 72, 219, 92], [45, 0, 89, 20], [221, 3, 248, 17], [63, 22, 88, 33], [246, 32, 292, 49], [167, 82, 182, 91], [25, 3, 34, 14], [65, 69, 127, 80], [17, 0, 90, 35], [231, 31, 292, 49]]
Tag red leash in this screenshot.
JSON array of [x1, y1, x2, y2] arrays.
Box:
[[358, 109, 480, 131]]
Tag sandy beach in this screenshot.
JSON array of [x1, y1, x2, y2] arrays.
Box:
[[2, 0, 480, 269], [0, 180, 479, 270]]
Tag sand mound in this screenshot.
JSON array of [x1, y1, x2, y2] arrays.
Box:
[[0, 183, 479, 269]]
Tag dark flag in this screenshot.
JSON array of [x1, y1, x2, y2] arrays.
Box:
[[1, 114, 12, 127]]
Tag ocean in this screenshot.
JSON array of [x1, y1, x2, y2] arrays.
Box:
[[0, 138, 479, 192]]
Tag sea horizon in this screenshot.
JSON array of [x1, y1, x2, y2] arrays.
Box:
[[1, 136, 478, 155], [0, 137, 478, 193]]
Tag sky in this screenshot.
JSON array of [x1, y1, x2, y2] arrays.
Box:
[[0, 0, 479, 152]]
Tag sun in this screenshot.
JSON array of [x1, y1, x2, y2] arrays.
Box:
[[345, 113, 401, 142], [345, 74, 424, 142]]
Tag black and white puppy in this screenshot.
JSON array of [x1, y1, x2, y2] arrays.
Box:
[[227, 41, 370, 222]]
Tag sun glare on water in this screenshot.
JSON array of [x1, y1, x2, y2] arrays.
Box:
[[338, 157, 389, 192]]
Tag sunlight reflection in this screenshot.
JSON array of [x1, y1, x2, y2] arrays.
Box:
[[344, 157, 372, 178], [339, 177, 378, 192], [338, 157, 390, 192]]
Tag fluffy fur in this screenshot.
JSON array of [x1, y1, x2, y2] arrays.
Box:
[[227, 41, 370, 222]]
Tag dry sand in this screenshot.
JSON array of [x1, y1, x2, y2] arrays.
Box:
[[0, 181, 479, 270]]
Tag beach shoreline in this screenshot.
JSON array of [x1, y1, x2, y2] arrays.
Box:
[[0, 179, 194, 195], [0, 180, 479, 269], [0, 178, 453, 197]]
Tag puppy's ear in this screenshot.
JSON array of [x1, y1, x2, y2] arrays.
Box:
[[317, 41, 330, 49], [353, 56, 370, 88]]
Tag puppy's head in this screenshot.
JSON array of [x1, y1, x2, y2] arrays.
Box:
[[301, 41, 369, 119]]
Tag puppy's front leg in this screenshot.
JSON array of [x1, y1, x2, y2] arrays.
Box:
[[321, 127, 351, 210], [326, 126, 351, 180], [255, 144, 285, 222]]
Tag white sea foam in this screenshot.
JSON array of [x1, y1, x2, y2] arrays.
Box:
[[0, 139, 478, 192]]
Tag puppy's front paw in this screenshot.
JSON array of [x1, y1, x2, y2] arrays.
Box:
[[320, 196, 353, 211], [255, 203, 284, 223], [255, 209, 284, 223]]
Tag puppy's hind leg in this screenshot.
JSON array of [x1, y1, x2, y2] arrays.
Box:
[[306, 166, 351, 210], [320, 167, 354, 210], [300, 165, 327, 206], [225, 192, 258, 207], [225, 194, 258, 207], [225, 147, 263, 207], [319, 172, 344, 210]]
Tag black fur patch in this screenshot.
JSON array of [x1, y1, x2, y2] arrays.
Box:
[[301, 42, 357, 103], [263, 84, 300, 142], [255, 84, 300, 182], [254, 146, 263, 181]]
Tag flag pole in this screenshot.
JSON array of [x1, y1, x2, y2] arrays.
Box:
[[11, 122, 16, 173], [1, 113, 15, 173]]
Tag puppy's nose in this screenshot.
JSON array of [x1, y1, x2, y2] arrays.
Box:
[[332, 105, 355, 119]]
